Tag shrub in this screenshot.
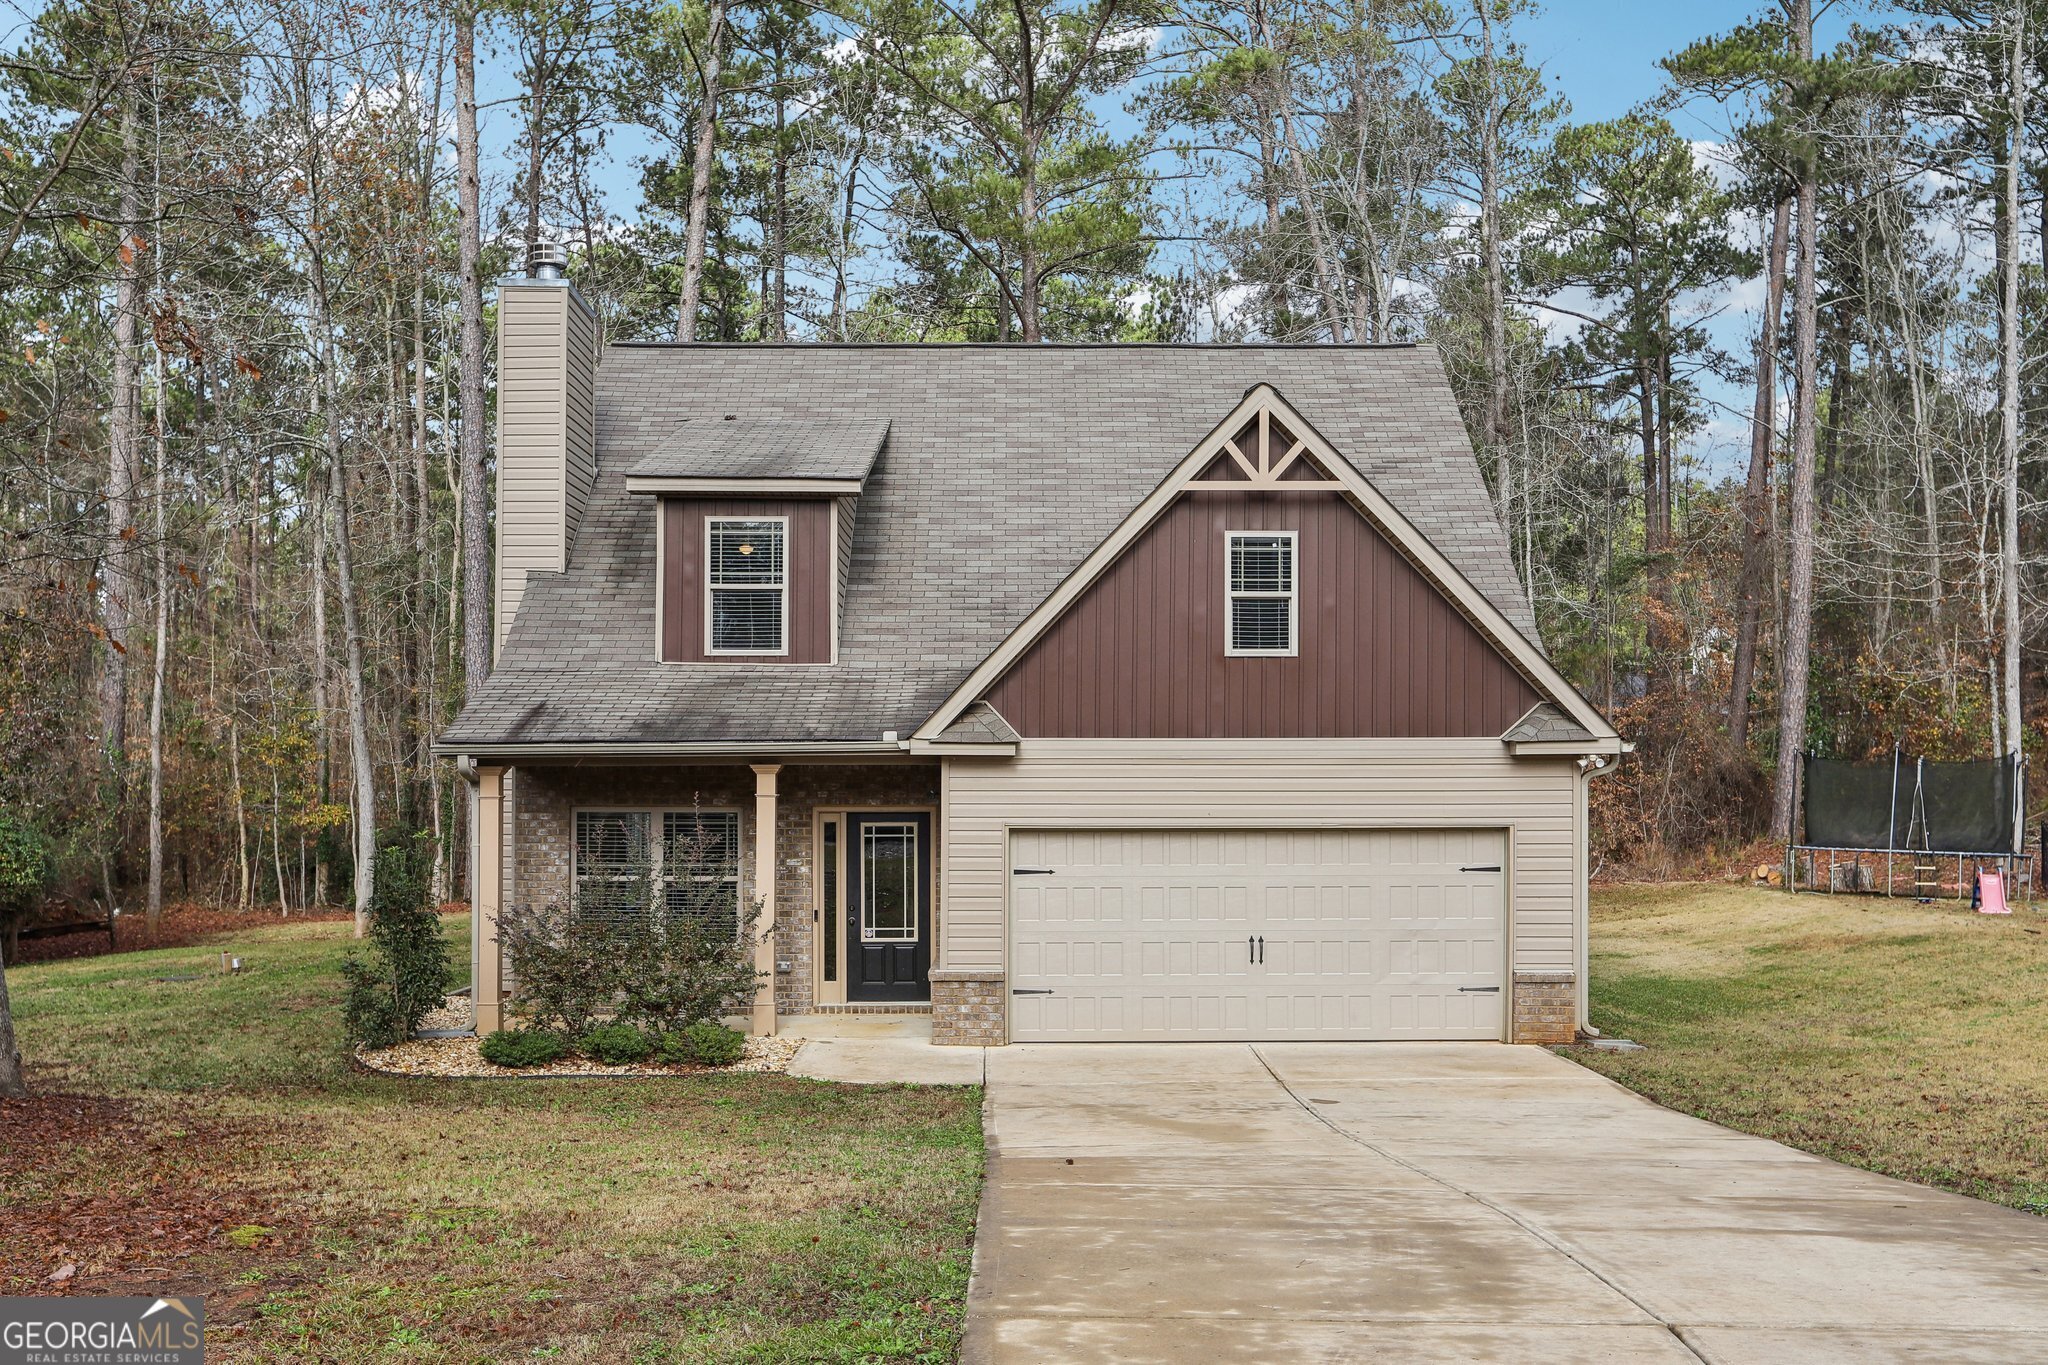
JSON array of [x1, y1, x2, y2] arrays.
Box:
[[500, 817, 763, 1035], [679, 1020, 746, 1068], [479, 1028, 568, 1068], [341, 835, 453, 1048], [581, 1022, 653, 1065], [0, 812, 53, 964]]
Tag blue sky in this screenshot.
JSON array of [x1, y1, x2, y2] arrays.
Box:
[[477, 2, 1853, 482]]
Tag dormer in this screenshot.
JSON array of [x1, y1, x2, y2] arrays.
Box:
[[624, 418, 887, 663]]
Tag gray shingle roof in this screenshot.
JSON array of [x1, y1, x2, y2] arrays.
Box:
[[443, 344, 1543, 749], [624, 417, 888, 482], [935, 701, 1021, 745], [1502, 702, 1595, 744]]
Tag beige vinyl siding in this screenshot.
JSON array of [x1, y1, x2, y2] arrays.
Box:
[[494, 281, 599, 656], [939, 738, 1581, 978]]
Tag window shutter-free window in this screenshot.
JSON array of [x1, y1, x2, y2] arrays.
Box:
[[707, 518, 787, 654], [1227, 532, 1297, 655], [572, 809, 741, 938]]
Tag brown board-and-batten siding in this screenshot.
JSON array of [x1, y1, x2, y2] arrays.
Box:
[[661, 498, 833, 663], [985, 489, 1541, 737]]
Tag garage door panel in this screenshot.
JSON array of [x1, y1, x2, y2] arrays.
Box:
[[1010, 828, 1504, 1042]]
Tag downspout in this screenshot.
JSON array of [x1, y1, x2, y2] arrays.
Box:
[[454, 756, 481, 1021], [1577, 752, 1621, 1036]]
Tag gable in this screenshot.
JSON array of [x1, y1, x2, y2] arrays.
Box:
[[982, 485, 1542, 738]]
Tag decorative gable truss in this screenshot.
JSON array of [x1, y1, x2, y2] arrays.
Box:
[[912, 382, 1621, 751]]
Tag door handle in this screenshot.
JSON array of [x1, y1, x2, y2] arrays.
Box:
[[1248, 935, 1255, 963], [1257, 935, 1265, 964]]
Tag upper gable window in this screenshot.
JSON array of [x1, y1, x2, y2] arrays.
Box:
[[1226, 531, 1297, 657], [706, 517, 787, 655]]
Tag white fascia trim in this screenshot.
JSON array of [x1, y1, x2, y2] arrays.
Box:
[[906, 740, 1019, 756], [1509, 738, 1626, 758], [625, 476, 864, 497], [913, 382, 1617, 742], [431, 740, 905, 761]]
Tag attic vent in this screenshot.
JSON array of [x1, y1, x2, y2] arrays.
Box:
[[706, 517, 787, 654]]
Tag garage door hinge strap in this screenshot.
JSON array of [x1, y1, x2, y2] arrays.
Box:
[[1458, 986, 1501, 993], [1461, 864, 1502, 872], [1012, 867, 1056, 875], [1012, 988, 1054, 995]]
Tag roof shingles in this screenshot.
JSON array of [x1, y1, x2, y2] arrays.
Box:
[[443, 344, 1540, 749]]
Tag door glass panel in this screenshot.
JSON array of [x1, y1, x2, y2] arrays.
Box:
[[861, 823, 917, 942], [821, 819, 839, 981]]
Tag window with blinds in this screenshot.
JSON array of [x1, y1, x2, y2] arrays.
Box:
[[573, 809, 741, 938], [1227, 531, 1297, 656], [706, 517, 787, 654]]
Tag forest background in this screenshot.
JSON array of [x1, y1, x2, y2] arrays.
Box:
[[0, 0, 2040, 933]]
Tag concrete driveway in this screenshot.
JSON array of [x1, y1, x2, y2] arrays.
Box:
[[963, 1043, 2048, 1364]]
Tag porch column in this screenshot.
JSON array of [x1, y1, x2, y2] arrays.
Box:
[[474, 766, 506, 1034], [751, 764, 782, 1037]]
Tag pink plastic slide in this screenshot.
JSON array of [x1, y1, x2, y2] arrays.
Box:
[[1978, 869, 2010, 915]]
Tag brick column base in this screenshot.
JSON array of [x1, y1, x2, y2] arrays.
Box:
[[1512, 971, 1578, 1044], [929, 969, 1005, 1046]]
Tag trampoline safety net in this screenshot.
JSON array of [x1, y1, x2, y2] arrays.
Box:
[[1802, 754, 2023, 854]]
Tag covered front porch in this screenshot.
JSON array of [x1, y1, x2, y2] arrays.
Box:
[[469, 758, 942, 1037]]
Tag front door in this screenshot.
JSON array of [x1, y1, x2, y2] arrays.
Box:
[[844, 812, 932, 1001]]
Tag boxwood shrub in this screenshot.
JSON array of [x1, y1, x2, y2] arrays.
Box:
[[679, 1020, 746, 1068], [580, 1022, 654, 1065], [478, 1028, 568, 1068]]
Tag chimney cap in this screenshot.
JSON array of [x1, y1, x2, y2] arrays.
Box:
[[528, 241, 569, 280]]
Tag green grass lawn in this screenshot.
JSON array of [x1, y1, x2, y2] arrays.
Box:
[[1573, 881, 2048, 1215], [1, 915, 984, 1362]]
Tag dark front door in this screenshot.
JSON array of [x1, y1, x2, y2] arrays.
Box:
[[845, 812, 932, 1001]]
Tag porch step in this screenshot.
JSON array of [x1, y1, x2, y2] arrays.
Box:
[[806, 1002, 933, 1016]]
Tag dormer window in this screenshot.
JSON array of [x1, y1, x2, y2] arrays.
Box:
[[1226, 531, 1297, 656], [707, 517, 787, 655]]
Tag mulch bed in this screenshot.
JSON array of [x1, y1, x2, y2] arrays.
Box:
[[0, 1092, 312, 1298]]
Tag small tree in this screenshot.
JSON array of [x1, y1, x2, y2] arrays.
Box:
[[0, 812, 54, 1098], [341, 834, 453, 1048]]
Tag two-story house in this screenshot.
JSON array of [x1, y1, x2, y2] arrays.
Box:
[[436, 255, 1621, 1047]]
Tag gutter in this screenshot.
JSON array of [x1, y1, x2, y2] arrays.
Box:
[[430, 739, 911, 762]]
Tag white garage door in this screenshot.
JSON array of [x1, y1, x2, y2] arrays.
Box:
[[1009, 828, 1506, 1042]]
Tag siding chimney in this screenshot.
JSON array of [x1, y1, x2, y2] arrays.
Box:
[[494, 242, 598, 658]]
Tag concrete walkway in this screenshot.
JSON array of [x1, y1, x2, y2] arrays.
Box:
[[963, 1043, 2048, 1364], [782, 1015, 987, 1085]]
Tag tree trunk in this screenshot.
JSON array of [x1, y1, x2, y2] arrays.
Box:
[[457, 2, 490, 701], [145, 310, 171, 931], [524, 26, 549, 260], [101, 96, 141, 876], [771, 41, 789, 341], [678, 0, 727, 341], [308, 263, 378, 933], [1770, 0, 1820, 841], [0, 956, 23, 1098], [1475, 0, 1512, 519], [2000, 0, 2026, 758], [1729, 194, 1791, 747]]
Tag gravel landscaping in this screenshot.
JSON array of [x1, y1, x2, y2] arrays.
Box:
[[358, 1031, 802, 1078]]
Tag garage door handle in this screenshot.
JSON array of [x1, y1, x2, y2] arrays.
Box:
[[1459, 986, 1501, 993], [1461, 865, 1501, 872], [1012, 988, 1054, 995]]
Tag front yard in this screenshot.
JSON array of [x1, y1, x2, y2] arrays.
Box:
[[1575, 880, 2048, 1215], [0, 915, 983, 1362]]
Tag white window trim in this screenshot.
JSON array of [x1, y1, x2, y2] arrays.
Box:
[[570, 805, 746, 927], [704, 515, 790, 658], [1224, 530, 1299, 658], [857, 819, 921, 943]]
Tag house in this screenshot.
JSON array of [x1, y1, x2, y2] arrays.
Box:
[[436, 257, 1623, 1047]]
